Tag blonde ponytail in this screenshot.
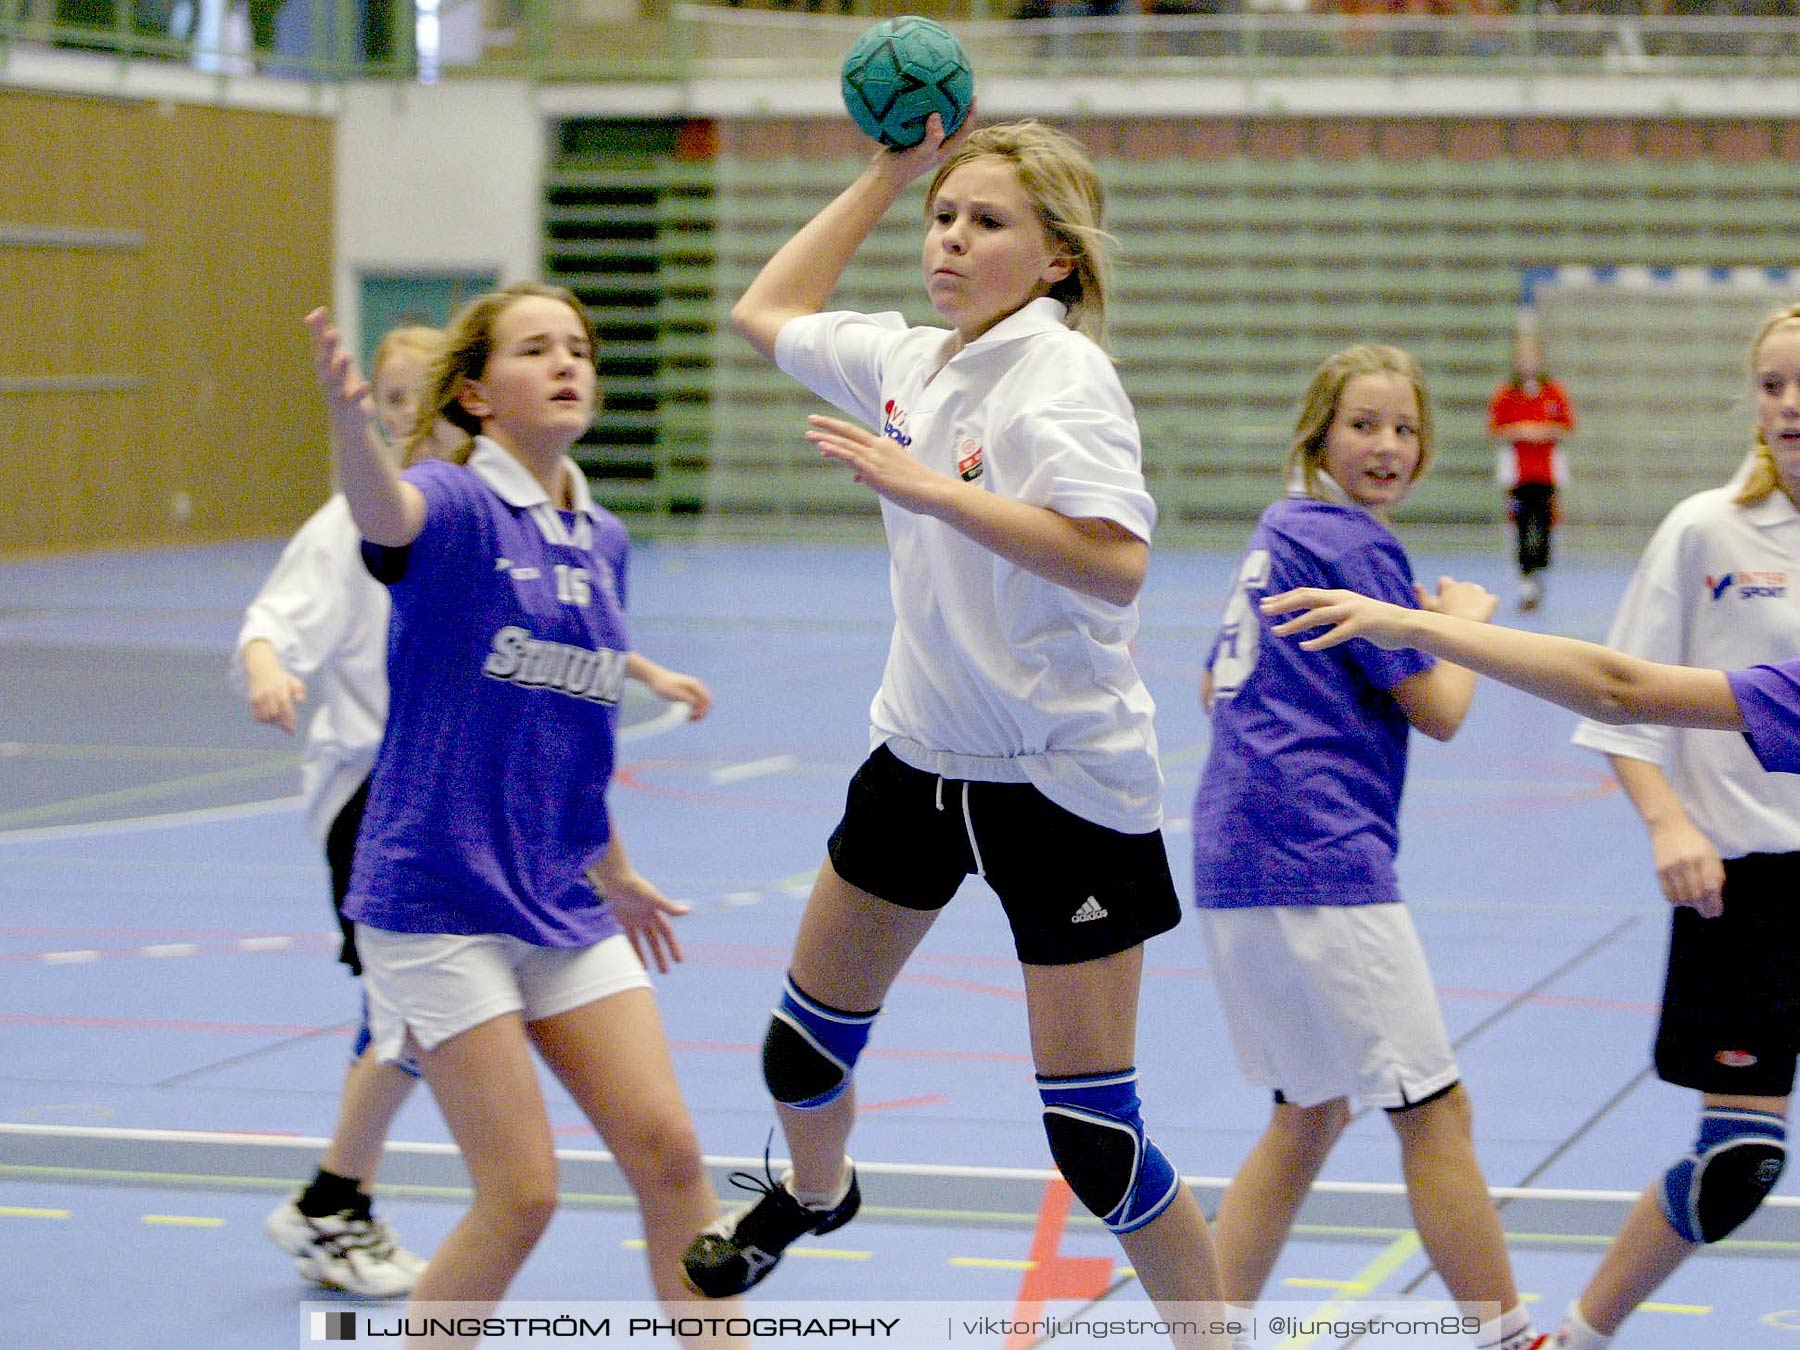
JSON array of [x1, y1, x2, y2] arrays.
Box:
[[1733, 441, 1780, 508]]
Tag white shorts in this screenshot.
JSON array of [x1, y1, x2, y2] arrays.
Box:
[[1198, 902, 1459, 1111], [355, 926, 649, 1062]]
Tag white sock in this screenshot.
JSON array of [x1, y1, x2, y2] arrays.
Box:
[[787, 1158, 853, 1211], [1476, 1302, 1536, 1350], [1552, 1300, 1612, 1349], [1224, 1304, 1257, 1350]]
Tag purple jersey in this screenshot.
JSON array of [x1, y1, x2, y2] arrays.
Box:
[[1727, 658, 1800, 774], [346, 441, 630, 947], [1193, 495, 1436, 909]]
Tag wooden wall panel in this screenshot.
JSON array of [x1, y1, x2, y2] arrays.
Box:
[[0, 89, 331, 556]]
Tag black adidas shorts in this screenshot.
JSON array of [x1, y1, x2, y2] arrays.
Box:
[[826, 744, 1181, 967], [1654, 851, 1800, 1098]]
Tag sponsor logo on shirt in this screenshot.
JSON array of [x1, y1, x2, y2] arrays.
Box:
[[1706, 570, 1788, 601], [1714, 1049, 1759, 1069], [881, 399, 913, 448], [482, 626, 626, 704], [956, 436, 985, 483]]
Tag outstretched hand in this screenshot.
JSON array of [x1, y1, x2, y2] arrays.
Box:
[[807, 414, 953, 516], [304, 308, 374, 447], [1260, 587, 1413, 651], [590, 861, 689, 975]]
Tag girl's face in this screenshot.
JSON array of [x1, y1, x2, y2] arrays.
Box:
[[1321, 372, 1423, 518], [924, 157, 1072, 343], [1754, 322, 1800, 501], [462, 296, 597, 455], [372, 345, 432, 448]]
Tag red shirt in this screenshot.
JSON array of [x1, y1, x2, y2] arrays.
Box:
[[1489, 378, 1575, 487]]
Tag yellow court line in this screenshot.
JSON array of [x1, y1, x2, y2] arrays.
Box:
[[0, 759, 298, 830], [1641, 1302, 1711, 1316], [142, 1214, 226, 1227], [950, 1257, 1036, 1271], [1275, 1232, 1423, 1350], [0, 1206, 69, 1219], [1281, 1277, 1362, 1291]]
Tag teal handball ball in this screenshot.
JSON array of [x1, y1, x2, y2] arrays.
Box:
[[840, 16, 974, 151]]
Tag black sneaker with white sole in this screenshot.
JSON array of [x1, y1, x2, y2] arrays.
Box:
[[682, 1152, 860, 1298]]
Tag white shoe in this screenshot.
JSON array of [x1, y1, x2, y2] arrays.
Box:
[[1517, 575, 1544, 611], [265, 1196, 426, 1296]]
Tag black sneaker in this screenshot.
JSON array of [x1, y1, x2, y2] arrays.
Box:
[[682, 1150, 861, 1298]]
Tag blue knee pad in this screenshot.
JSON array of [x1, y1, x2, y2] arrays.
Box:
[[760, 975, 879, 1111], [1038, 1069, 1181, 1235], [1660, 1107, 1787, 1244]]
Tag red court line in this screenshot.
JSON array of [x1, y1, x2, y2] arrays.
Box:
[[855, 1094, 949, 1115], [1006, 1178, 1115, 1350], [612, 762, 835, 814]]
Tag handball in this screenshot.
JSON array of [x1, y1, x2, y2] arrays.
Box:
[[840, 16, 974, 151]]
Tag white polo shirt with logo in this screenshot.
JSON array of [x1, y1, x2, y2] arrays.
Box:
[[1572, 466, 1800, 857], [775, 297, 1164, 834]]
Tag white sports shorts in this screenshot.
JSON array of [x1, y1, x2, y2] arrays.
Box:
[[1198, 902, 1459, 1110], [355, 926, 649, 1062]]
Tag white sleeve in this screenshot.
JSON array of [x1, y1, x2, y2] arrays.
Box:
[[1006, 395, 1156, 542], [773, 310, 912, 427], [1570, 511, 1687, 764], [234, 500, 361, 691]]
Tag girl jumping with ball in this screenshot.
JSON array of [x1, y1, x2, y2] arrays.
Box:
[[677, 113, 1230, 1347]]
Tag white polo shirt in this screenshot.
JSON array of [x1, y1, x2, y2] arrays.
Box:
[[236, 495, 388, 846], [775, 298, 1164, 833], [1572, 465, 1800, 857]]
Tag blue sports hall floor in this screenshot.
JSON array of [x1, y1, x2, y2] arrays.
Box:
[[1, 534, 1795, 1349]]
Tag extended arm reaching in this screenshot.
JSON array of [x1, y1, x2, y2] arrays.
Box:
[[1259, 587, 1744, 731], [305, 309, 426, 547]]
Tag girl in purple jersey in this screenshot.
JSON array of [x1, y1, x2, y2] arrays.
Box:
[[241, 324, 459, 1297], [306, 285, 735, 1345], [1193, 346, 1546, 1350]]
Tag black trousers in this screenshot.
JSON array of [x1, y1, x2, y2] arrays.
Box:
[[1511, 484, 1556, 575]]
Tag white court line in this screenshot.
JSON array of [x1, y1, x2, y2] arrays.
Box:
[[710, 753, 800, 785], [0, 795, 303, 847], [618, 699, 693, 743], [0, 701, 693, 847], [1, 1124, 1794, 1212]]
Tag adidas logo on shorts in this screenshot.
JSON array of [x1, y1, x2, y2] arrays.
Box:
[[1071, 896, 1108, 923]]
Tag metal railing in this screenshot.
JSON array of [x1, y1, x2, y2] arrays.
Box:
[[4, 2, 1799, 85]]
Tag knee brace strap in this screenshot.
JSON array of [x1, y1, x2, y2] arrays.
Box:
[[761, 975, 879, 1111], [1039, 1069, 1181, 1235], [1660, 1107, 1787, 1244]]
